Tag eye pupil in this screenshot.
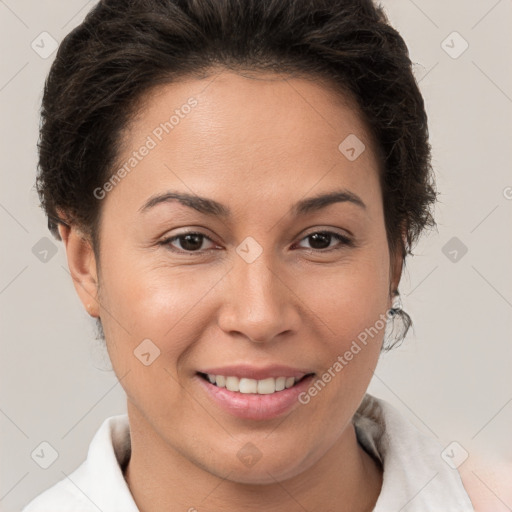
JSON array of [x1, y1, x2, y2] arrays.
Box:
[[180, 234, 203, 251], [308, 232, 331, 249]]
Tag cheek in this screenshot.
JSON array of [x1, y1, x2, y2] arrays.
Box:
[[97, 261, 218, 411], [98, 249, 226, 360], [293, 254, 390, 415], [300, 247, 391, 341]]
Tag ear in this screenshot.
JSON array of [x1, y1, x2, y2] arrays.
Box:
[[58, 221, 99, 318]]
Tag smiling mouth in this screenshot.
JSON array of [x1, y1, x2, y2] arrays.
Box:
[[197, 372, 315, 395]]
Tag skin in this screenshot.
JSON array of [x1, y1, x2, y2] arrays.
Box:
[[459, 459, 512, 511], [58, 69, 404, 512]]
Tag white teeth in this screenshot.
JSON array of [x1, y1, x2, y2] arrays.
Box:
[[239, 378, 258, 393], [205, 374, 303, 394], [225, 376, 240, 392], [275, 376, 286, 391], [257, 377, 275, 394]]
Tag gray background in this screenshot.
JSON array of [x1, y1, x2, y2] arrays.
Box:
[[1, 1, 511, 511]]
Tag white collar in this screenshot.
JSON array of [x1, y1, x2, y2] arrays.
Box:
[[353, 394, 474, 511]]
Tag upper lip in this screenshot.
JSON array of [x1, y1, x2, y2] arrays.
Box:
[[197, 364, 314, 380]]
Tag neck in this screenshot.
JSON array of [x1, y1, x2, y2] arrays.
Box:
[[123, 403, 382, 512]]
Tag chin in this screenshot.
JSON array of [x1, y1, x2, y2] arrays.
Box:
[[200, 446, 313, 485]]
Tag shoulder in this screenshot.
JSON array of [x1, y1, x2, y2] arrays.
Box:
[[21, 463, 93, 511], [354, 393, 475, 511], [22, 414, 133, 512]]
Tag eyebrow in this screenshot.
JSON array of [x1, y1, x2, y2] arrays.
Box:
[[138, 188, 366, 217]]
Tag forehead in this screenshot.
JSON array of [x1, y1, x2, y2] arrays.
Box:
[[109, 70, 382, 217], [128, 69, 371, 147]]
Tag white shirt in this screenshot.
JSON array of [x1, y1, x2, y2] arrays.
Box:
[[22, 393, 474, 512]]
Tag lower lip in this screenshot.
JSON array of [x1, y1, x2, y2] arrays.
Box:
[[195, 373, 315, 421]]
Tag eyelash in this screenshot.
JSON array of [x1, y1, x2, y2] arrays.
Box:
[[158, 230, 354, 254]]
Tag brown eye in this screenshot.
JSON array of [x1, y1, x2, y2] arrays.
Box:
[[297, 231, 353, 252], [160, 232, 217, 253]]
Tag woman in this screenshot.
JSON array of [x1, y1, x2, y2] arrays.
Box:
[[22, 0, 475, 510]]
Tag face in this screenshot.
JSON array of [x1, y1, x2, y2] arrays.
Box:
[[66, 70, 402, 483]]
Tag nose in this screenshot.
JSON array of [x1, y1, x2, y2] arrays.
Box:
[[217, 255, 301, 344]]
